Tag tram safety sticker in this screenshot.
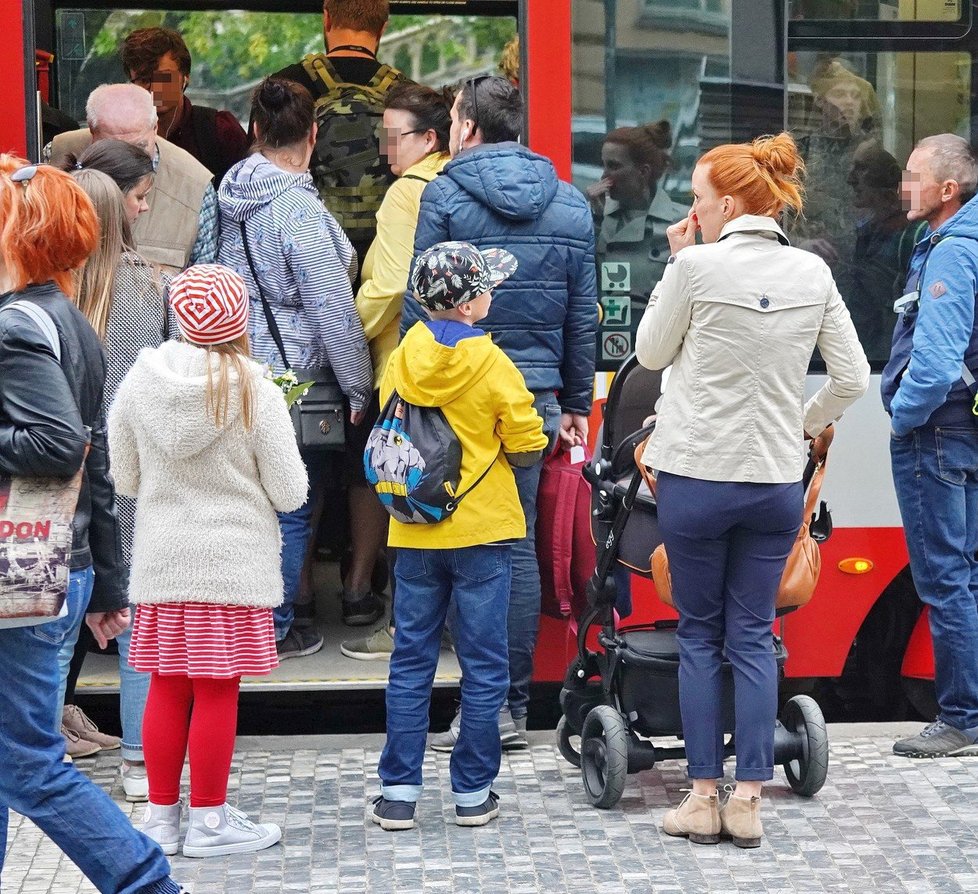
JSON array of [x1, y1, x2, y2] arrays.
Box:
[[601, 261, 631, 293], [601, 296, 631, 328], [602, 332, 632, 362], [59, 12, 87, 61]]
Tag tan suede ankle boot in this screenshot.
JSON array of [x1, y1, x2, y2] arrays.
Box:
[[720, 794, 763, 848], [662, 792, 720, 844]]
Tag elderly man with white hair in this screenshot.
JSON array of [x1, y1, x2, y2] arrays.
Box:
[[45, 83, 217, 273]]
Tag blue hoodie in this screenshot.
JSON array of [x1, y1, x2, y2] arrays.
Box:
[[882, 194, 978, 435], [400, 142, 598, 415]]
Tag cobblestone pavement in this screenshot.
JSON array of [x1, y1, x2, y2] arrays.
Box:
[[4, 725, 978, 894]]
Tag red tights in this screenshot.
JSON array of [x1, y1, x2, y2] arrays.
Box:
[[142, 673, 240, 808]]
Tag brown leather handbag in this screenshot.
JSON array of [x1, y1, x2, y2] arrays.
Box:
[[649, 448, 827, 612]]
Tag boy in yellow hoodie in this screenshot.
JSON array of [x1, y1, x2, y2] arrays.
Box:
[[370, 242, 548, 831]]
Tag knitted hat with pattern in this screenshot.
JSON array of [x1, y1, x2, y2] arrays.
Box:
[[169, 264, 249, 346]]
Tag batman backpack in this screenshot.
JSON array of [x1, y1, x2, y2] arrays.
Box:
[[301, 54, 405, 249], [364, 391, 493, 524]]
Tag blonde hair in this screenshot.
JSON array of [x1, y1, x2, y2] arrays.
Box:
[[70, 168, 135, 339], [202, 334, 256, 431], [700, 132, 805, 217]]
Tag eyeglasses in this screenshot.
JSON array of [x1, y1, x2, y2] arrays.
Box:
[[10, 165, 38, 185], [466, 75, 493, 131], [382, 127, 428, 140]]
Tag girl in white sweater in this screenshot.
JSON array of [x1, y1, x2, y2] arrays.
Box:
[[108, 264, 307, 859]]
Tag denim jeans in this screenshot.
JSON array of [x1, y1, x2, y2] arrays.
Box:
[[379, 546, 511, 807], [891, 426, 978, 732], [507, 393, 561, 720], [0, 568, 179, 894], [54, 566, 94, 720], [117, 612, 151, 762], [656, 473, 802, 781], [274, 454, 324, 640]]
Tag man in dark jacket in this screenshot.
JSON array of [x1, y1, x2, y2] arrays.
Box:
[[402, 75, 598, 750], [883, 133, 978, 758]]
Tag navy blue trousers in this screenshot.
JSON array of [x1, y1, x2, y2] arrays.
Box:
[[656, 472, 802, 781]]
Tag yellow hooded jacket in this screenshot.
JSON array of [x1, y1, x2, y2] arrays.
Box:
[[381, 320, 549, 550]]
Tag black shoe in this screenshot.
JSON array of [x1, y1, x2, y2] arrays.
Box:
[[275, 626, 324, 660], [455, 791, 499, 827], [342, 591, 385, 627], [371, 795, 416, 831]]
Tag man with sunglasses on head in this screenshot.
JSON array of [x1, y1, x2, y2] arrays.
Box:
[[402, 74, 598, 752]]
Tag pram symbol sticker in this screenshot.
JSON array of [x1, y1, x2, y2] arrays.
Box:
[[601, 261, 630, 293], [601, 296, 631, 329], [602, 332, 631, 361]]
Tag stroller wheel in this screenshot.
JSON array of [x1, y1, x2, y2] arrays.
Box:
[[580, 705, 628, 809], [781, 695, 829, 797], [556, 715, 582, 768]]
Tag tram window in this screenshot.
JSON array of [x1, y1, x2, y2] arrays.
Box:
[[572, 0, 730, 371], [52, 9, 517, 128], [786, 51, 970, 368], [789, 0, 963, 23]]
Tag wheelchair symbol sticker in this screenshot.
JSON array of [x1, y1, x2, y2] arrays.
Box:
[[601, 261, 631, 293], [601, 296, 631, 328], [602, 332, 631, 361]]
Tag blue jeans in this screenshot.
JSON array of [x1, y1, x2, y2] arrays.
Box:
[[656, 473, 802, 781], [0, 569, 178, 894], [891, 426, 978, 732], [379, 546, 511, 807], [507, 393, 562, 719], [117, 613, 150, 762], [54, 566, 94, 719], [274, 455, 323, 640]]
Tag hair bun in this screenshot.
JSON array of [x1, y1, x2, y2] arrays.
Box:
[[750, 132, 801, 178], [259, 78, 289, 110], [641, 120, 672, 150]]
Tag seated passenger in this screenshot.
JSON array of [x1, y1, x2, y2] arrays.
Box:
[[121, 27, 249, 188], [340, 82, 453, 661], [371, 241, 547, 832], [217, 76, 372, 661], [45, 83, 217, 274]]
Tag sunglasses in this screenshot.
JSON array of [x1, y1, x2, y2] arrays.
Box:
[[466, 75, 493, 131], [10, 165, 38, 184]]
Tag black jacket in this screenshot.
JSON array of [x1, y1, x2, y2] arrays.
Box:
[[0, 282, 127, 612]]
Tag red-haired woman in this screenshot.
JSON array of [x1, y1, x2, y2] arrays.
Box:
[[636, 133, 870, 847], [0, 157, 185, 894]]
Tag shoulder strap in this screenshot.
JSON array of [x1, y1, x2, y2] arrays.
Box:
[[239, 221, 291, 371], [446, 448, 499, 511], [3, 300, 61, 363], [301, 54, 341, 94], [804, 458, 827, 521], [401, 173, 434, 183], [369, 64, 401, 94]]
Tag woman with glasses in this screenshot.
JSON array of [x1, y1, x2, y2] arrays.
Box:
[[0, 157, 185, 894], [340, 82, 454, 661]]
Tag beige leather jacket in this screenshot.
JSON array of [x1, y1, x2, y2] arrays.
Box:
[[637, 215, 870, 483]]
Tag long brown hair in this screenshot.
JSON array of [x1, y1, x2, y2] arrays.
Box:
[[202, 334, 256, 431]]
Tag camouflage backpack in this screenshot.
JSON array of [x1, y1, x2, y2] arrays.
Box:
[[301, 53, 405, 247]]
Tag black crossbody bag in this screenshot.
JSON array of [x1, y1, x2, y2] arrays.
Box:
[[240, 221, 345, 450]]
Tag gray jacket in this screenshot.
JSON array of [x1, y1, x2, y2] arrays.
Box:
[[637, 215, 870, 483]]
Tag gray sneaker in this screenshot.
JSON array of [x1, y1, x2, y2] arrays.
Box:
[[140, 801, 182, 857], [893, 719, 978, 758], [341, 625, 394, 660], [430, 706, 525, 752], [183, 803, 281, 858]]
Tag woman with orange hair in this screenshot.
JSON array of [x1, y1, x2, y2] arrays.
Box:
[[636, 134, 870, 847], [0, 157, 185, 894]]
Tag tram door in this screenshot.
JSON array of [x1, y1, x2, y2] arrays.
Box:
[[39, 1, 521, 695]]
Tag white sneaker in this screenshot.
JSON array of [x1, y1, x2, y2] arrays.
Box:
[[140, 801, 182, 856], [183, 804, 281, 858], [121, 761, 149, 803]]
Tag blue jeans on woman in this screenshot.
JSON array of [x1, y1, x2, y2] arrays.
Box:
[[380, 545, 511, 807], [891, 425, 978, 733], [656, 473, 802, 781], [0, 568, 179, 893]]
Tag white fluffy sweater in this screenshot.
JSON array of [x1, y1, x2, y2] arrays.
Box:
[[107, 340, 308, 607]]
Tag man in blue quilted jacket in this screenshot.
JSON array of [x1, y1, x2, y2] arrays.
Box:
[[401, 75, 598, 751]]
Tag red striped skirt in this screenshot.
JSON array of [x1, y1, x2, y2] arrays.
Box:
[[129, 603, 278, 678]]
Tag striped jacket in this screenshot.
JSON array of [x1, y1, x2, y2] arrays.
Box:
[[217, 153, 372, 412]]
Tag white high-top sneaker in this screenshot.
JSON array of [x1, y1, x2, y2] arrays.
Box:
[[183, 804, 281, 858], [140, 801, 182, 856]]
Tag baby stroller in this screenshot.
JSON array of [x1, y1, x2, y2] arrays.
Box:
[[556, 354, 831, 808]]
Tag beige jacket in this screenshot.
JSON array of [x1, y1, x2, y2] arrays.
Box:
[[637, 215, 869, 483], [49, 131, 211, 274]]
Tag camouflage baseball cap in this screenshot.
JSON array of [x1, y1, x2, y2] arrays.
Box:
[[411, 241, 518, 311]]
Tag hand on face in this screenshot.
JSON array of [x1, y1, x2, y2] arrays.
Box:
[[666, 213, 699, 255]]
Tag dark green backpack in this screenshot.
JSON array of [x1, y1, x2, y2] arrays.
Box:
[[301, 54, 405, 246]]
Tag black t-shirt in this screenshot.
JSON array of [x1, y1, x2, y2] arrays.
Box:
[[271, 56, 385, 94]]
